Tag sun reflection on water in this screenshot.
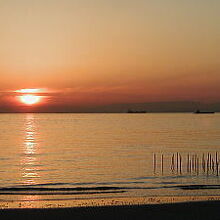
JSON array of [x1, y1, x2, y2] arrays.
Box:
[[21, 114, 40, 185]]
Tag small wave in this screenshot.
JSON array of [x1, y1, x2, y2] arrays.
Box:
[[176, 184, 220, 190], [2, 183, 220, 196], [26, 182, 96, 187], [0, 191, 126, 195], [157, 181, 178, 185], [10, 180, 147, 188], [0, 186, 125, 191]]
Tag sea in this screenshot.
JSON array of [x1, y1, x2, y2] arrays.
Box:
[[0, 113, 220, 204]]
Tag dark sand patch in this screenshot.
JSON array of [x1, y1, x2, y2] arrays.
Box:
[[1, 200, 220, 220]]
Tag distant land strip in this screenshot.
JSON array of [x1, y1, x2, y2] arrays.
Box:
[[0, 101, 219, 113]]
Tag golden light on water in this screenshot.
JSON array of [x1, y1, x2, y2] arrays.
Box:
[[21, 114, 40, 185]]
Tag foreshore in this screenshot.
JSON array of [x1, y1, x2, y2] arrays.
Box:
[[1, 196, 220, 219], [1, 195, 220, 209]]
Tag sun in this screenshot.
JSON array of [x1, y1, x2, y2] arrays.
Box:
[[20, 95, 41, 105], [15, 88, 44, 105]]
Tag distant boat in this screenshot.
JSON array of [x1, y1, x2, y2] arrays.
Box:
[[127, 109, 147, 113], [194, 110, 215, 114]]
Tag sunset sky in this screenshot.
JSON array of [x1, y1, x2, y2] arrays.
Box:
[[0, 0, 219, 112]]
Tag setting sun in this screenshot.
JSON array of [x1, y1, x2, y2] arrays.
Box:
[[20, 95, 41, 105]]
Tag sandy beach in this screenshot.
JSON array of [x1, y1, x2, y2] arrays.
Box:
[[0, 196, 220, 220], [0, 200, 220, 220]]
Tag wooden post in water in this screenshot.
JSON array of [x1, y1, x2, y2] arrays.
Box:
[[202, 153, 205, 172], [171, 154, 175, 171], [161, 154, 164, 174], [216, 152, 219, 176], [212, 158, 215, 172], [153, 153, 156, 173], [189, 154, 191, 173], [196, 155, 199, 175], [195, 154, 197, 172], [192, 154, 194, 171], [193, 154, 195, 173], [207, 153, 210, 176], [176, 152, 179, 172], [207, 153, 209, 171], [187, 154, 189, 173]]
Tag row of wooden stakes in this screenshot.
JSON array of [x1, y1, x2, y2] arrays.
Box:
[[153, 152, 220, 175]]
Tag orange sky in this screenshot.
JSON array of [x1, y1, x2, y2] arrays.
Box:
[[0, 0, 219, 111]]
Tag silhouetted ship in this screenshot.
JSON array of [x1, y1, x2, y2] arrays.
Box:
[[194, 110, 215, 114], [127, 109, 147, 113]]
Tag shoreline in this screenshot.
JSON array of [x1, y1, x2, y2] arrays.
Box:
[[1, 195, 220, 209]]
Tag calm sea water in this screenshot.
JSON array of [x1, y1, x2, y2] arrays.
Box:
[[0, 113, 220, 202]]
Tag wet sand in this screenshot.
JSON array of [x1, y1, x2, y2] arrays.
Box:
[[0, 196, 220, 220]]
